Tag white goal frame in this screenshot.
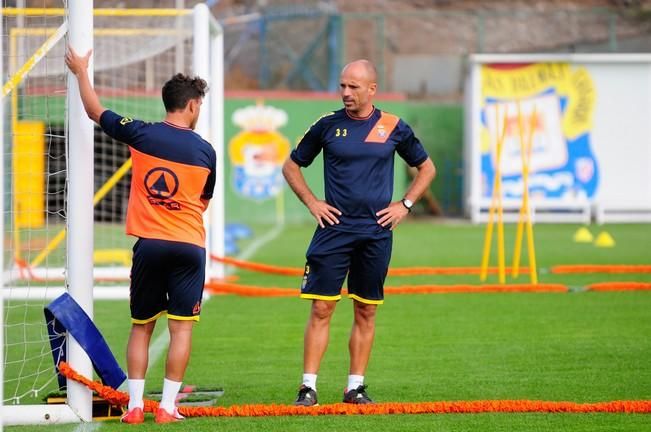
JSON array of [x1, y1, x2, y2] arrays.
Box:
[[1, 2, 224, 425]]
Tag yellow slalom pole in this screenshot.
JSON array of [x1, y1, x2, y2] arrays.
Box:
[[495, 184, 505, 280], [3, 23, 67, 98], [526, 213, 539, 284], [496, 106, 509, 284], [30, 158, 133, 268], [479, 106, 500, 281], [479, 193, 497, 281], [523, 112, 539, 284], [480, 104, 508, 282], [511, 204, 526, 277], [511, 103, 538, 282], [512, 101, 527, 277], [495, 122, 506, 284], [29, 230, 66, 267], [520, 149, 537, 283], [92, 158, 133, 206]]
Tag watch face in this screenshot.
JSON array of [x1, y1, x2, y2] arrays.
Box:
[[403, 199, 413, 208]]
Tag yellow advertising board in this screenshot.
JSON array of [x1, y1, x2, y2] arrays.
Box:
[[14, 120, 45, 228]]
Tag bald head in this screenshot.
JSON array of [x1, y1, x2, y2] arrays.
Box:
[[341, 59, 377, 84], [340, 59, 378, 117]]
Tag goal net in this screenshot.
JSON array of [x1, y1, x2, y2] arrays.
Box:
[[2, 2, 223, 425]]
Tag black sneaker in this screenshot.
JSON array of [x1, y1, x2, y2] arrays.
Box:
[[343, 384, 374, 404], [294, 385, 318, 406]]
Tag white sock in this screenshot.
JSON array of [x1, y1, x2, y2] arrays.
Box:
[[127, 379, 145, 410], [159, 378, 182, 414], [302, 373, 317, 391], [346, 374, 364, 392]]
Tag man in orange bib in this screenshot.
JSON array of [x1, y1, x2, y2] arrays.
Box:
[[66, 47, 216, 424]]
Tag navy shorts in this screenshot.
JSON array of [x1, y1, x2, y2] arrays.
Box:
[[130, 238, 206, 323], [300, 227, 392, 305]]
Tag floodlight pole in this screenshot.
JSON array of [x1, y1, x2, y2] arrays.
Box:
[[66, 0, 94, 422]]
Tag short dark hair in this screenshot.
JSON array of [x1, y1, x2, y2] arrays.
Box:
[[161, 73, 208, 112]]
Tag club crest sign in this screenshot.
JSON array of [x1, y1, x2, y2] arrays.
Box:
[[228, 103, 290, 200]]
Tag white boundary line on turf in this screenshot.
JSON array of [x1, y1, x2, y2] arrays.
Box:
[[72, 423, 103, 432]]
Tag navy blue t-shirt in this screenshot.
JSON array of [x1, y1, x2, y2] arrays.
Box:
[[290, 107, 428, 233], [99, 110, 216, 199], [99, 110, 216, 247]]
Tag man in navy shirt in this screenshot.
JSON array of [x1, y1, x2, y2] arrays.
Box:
[[283, 59, 436, 405]]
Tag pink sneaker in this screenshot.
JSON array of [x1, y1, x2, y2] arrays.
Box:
[[155, 407, 184, 423], [120, 407, 144, 424]]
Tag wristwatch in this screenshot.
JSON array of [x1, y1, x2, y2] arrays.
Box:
[[401, 198, 413, 212]]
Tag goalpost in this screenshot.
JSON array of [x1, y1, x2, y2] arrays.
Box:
[[1, 5, 4, 428], [1, 2, 224, 425]]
